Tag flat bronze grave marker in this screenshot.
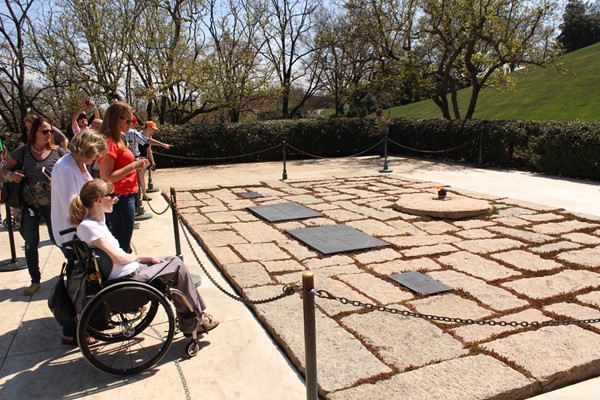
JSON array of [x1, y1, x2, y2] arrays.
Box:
[[239, 191, 264, 199], [248, 202, 321, 222], [287, 224, 389, 255], [389, 271, 453, 295]]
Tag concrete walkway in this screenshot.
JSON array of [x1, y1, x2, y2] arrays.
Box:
[[1, 155, 599, 399]]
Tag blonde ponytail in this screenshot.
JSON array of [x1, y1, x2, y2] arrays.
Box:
[[69, 196, 87, 226], [68, 179, 114, 225]]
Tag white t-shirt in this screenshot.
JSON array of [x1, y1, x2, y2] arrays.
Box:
[[77, 217, 139, 279], [51, 153, 92, 247]]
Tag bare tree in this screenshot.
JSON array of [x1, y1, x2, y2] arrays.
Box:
[[0, 0, 35, 134], [417, 0, 560, 119], [127, 0, 214, 123], [313, 8, 375, 116], [258, 0, 325, 118], [201, 0, 273, 122]]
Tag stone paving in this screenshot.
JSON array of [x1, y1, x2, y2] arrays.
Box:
[[175, 175, 600, 400]]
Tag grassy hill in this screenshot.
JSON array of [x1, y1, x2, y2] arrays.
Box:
[[389, 43, 600, 122]]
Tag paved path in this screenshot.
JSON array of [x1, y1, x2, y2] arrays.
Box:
[[1, 155, 599, 399]]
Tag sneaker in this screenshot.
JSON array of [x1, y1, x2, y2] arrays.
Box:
[[23, 283, 41, 296]]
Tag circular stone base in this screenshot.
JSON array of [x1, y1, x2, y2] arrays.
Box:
[[394, 192, 492, 219]]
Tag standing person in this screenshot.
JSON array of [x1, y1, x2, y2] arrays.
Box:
[[1, 117, 66, 295], [70, 179, 219, 335], [123, 121, 171, 200], [70, 100, 101, 137], [375, 108, 391, 157], [98, 101, 149, 253], [141, 120, 171, 172], [23, 114, 69, 150], [50, 129, 108, 345]]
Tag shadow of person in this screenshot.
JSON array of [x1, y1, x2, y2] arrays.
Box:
[[0, 317, 160, 398]]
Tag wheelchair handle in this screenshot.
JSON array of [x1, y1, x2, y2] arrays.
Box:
[[59, 227, 77, 236]]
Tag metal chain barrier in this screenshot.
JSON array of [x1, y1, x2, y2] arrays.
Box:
[[286, 139, 384, 160], [176, 210, 299, 304], [143, 197, 172, 215], [153, 143, 281, 162], [312, 289, 600, 327], [387, 136, 479, 154]]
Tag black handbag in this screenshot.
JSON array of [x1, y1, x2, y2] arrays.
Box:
[[1, 180, 23, 207], [48, 263, 75, 327], [0, 147, 25, 207]]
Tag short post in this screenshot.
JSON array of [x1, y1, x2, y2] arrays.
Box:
[[135, 173, 153, 220], [4, 203, 17, 262], [170, 187, 183, 260], [146, 167, 159, 193], [282, 141, 288, 180], [478, 132, 483, 166], [0, 203, 27, 272], [379, 135, 393, 173], [302, 272, 318, 400]]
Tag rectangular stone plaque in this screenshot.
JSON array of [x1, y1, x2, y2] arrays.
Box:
[[286, 224, 389, 255], [389, 271, 453, 295], [239, 191, 264, 199], [248, 202, 321, 222]]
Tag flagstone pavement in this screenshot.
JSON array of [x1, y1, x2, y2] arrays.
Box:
[[1, 155, 599, 399]]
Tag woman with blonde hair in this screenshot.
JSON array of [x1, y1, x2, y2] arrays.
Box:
[[51, 128, 108, 345], [97, 101, 149, 253], [1, 117, 66, 295], [70, 179, 218, 336]]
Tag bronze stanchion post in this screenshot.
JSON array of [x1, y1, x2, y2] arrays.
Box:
[[302, 272, 318, 400]]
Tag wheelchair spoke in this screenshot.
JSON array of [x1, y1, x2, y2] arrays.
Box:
[[77, 282, 175, 375]]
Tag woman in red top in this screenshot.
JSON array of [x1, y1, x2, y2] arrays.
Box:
[[98, 101, 149, 253]]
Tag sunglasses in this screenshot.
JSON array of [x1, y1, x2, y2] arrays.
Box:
[[121, 116, 133, 124], [104, 193, 119, 199], [41, 129, 53, 135]]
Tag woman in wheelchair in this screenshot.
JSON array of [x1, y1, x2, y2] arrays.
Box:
[[70, 178, 219, 336]]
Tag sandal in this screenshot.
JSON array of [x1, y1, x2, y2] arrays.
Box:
[[23, 284, 41, 296], [183, 313, 220, 337], [61, 336, 98, 346]]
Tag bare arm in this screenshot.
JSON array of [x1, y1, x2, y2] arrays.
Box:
[[99, 155, 148, 183], [1, 157, 24, 183], [92, 237, 163, 265], [146, 137, 171, 149], [71, 103, 87, 130]]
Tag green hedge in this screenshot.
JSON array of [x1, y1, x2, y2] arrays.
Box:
[[152, 118, 600, 180], [4, 117, 597, 181]]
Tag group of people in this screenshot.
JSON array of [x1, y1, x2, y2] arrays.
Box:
[[1, 101, 218, 345]]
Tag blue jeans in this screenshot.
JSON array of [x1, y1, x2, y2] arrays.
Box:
[[106, 193, 137, 253], [21, 203, 54, 284]]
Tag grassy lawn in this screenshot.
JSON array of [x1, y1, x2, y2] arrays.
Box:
[[376, 43, 600, 122]]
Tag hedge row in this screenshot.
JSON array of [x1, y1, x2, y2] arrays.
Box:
[[2, 118, 597, 180], [153, 118, 600, 181]]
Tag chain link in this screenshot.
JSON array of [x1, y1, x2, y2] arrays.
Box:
[[312, 289, 600, 327], [174, 359, 191, 400], [175, 207, 299, 304], [143, 197, 172, 215]]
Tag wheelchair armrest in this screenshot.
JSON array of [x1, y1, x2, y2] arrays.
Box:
[[90, 247, 114, 282]]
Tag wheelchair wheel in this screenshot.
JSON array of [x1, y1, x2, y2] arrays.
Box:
[[77, 281, 175, 375]]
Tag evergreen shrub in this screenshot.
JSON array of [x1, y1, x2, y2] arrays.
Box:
[[152, 118, 599, 180]]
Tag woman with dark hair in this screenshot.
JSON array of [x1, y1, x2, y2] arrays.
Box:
[[98, 101, 149, 253], [1, 117, 66, 295]]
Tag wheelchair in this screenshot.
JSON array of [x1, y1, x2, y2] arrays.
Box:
[[61, 231, 203, 375]]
